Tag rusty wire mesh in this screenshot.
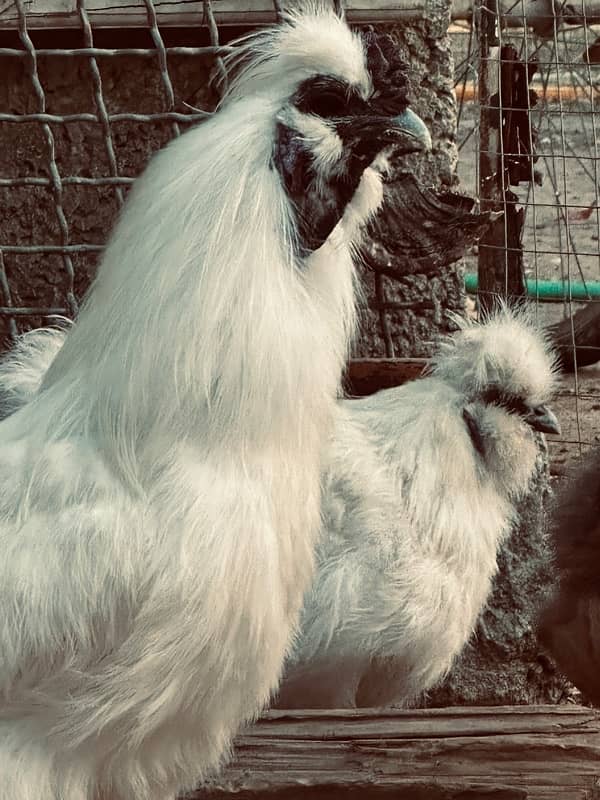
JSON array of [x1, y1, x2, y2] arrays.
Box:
[[452, 2, 600, 464], [0, 0, 239, 336], [0, 0, 363, 344]]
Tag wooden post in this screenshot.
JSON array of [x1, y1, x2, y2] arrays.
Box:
[[477, 0, 528, 315]]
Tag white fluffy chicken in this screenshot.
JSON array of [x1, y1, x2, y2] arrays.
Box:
[[277, 308, 560, 709], [0, 6, 431, 800]]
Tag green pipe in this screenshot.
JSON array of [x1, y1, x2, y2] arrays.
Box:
[[464, 273, 600, 302]]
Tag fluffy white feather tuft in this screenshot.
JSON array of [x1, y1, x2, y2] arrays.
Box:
[[434, 304, 559, 406], [223, 2, 372, 103], [0, 321, 70, 418]]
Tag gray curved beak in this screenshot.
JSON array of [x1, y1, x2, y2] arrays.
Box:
[[524, 403, 561, 435], [385, 108, 432, 154]]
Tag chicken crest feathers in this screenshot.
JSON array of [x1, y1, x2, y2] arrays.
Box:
[[222, 2, 371, 104], [433, 305, 559, 404]]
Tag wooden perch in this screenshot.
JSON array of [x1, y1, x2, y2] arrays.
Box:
[[194, 705, 600, 799]]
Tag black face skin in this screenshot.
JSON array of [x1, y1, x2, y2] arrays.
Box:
[[272, 30, 428, 256], [463, 388, 533, 461], [462, 384, 560, 458], [462, 406, 486, 459], [480, 386, 531, 417]]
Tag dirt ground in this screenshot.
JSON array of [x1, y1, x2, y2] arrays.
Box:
[[451, 26, 600, 471]]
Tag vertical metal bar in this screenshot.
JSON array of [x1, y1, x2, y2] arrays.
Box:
[[15, 0, 79, 319], [0, 251, 18, 341], [549, 0, 583, 453], [142, 0, 180, 138], [477, 0, 502, 312], [77, 0, 124, 209], [579, 1, 600, 277], [375, 273, 395, 358], [204, 0, 228, 98]]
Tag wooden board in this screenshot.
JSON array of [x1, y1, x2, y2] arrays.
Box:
[[0, 0, 429, 30], [345, 357, 428, 396], [3, 0, 600, 30], [194, 705, 600, 800]]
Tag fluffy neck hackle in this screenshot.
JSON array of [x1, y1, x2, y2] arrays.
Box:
[[33, 111, 350, 473]]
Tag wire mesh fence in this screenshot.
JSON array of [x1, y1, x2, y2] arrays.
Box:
[[1, 0, 456, 363], [0, 0, 599, 462], [452, 2, 600, 464], [0, 0, 233, 340]]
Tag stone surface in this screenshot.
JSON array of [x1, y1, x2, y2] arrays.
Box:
[[356, 10, 466, 359], [0, 47, 218, 343]]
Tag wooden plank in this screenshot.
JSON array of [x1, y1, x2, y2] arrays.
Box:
[[0, 0, 429, 30], [192, 706, 600, 800], [345, 357, 429, 396], [451, 0, 600, 25], [3, 0, 600, 30]]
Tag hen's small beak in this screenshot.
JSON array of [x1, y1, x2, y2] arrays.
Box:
[[384, 108, 432, 154], [524, 403, 561, 435]]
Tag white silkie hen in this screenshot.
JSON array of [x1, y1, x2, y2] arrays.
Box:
[[277, 308, 560, 709], [0, 6, 431, 800]]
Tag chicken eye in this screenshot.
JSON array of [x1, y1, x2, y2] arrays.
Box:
[[294, 77, 350, 119], [308, 91, 348, 119]]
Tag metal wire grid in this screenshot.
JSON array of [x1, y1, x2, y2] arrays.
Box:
[[0, 0, 358, 341], [0, 0, 438, 370], [452, 6, 600, 460], [0, 0, 243, 335]]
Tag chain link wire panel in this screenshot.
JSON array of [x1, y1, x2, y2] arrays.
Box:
[[452, 2, 600, 464], [0, 2, 229, 339]]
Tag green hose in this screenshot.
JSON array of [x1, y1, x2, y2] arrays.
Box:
[[464, 273, 600, 301]]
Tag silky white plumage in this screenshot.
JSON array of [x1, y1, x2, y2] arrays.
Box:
[[277, 308, 560, 709], [0, 6, 416, 799]]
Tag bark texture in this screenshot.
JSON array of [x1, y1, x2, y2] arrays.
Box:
[[196, 706, 600, 800]]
